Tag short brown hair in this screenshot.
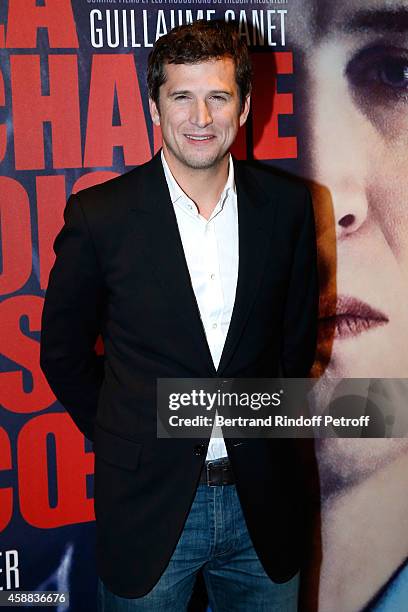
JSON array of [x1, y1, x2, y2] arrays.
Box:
[[147, 20, 252, 109]]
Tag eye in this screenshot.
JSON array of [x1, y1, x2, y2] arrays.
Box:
[[346, 44, 408, 99], [174, 95, 189, 101], [379, 58, 408, 88], [210, 95, 227, 102]]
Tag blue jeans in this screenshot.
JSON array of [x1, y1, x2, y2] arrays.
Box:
[[97, 484, 299, 611]]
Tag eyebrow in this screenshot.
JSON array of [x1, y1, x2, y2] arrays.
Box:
[[344, 8, 408, 33], [168, 90, 190, 97], [168, 90, 232, 97]]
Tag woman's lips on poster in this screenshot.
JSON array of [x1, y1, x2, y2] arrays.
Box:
[[319, 295, 389, 339]]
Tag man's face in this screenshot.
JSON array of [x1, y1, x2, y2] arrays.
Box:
[[149, 57, 250, 171], [287, 0, 408, 492]]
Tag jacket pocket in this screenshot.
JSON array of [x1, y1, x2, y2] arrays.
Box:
[[93, 425, 142, 471]]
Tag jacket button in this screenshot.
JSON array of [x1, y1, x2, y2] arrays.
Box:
[[193, 444, 206, 456]]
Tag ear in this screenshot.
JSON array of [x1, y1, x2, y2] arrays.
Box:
[[149, 98, 160, 126], [239, 94, 251, 128]]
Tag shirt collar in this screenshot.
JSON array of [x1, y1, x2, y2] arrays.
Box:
[[161, 150, 235, 217]]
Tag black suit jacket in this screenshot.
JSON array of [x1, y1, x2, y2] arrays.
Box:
[[40, 152, 319, 598]]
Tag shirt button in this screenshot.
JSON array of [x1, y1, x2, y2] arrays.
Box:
[[212, 323, 217, 329], [210, 273, 216, 280]]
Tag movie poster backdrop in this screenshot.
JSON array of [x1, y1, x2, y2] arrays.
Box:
[[1, 1, 407, 610]]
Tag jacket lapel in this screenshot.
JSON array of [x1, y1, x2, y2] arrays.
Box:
[[217, 160, 275, 375]]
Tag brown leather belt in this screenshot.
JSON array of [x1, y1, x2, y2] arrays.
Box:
[[199, 458, 235, 486]]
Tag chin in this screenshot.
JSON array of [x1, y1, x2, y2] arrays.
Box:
[[183, 157, 220, 170], [316, 438, 408, 501], [181, 150, 226, 170], [166, 140, 228, 170], [310, 374, 408, 499]]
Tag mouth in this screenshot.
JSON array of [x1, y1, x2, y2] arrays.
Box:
[[184, 134, 215, 143], [319, 295, 389, 339]]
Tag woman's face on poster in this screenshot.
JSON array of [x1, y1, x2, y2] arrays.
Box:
[[287, 0, 408, 487], [288, 0, 408, 378]]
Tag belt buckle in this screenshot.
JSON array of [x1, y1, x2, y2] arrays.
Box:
[[206, 460, 216, 487], [206, 459, 230, 487]]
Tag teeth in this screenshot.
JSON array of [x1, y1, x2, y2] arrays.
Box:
[[186, 135, 212, 141]]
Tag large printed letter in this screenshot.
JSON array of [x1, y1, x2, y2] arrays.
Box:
[[18, 414, 94, 528], [6, 0, 78, 48], [252, 52, 297, 159], [0, 428, 12, 533], [84, 54, 150, 167], [11, 55, 81, 170], [0, 296, 55, 413], [0, 68, 6, 161], [0, 178, 31, 295]]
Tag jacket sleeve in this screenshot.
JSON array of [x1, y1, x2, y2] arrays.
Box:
[[281, 188, 319, 377], [40, 194, 105, 441]]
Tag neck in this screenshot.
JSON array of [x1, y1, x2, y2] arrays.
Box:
[[313, 452, 408, 612], [163, 147, 230, 220]]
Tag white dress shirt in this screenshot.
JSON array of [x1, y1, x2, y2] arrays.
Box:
[[161, 152, 239, 460]]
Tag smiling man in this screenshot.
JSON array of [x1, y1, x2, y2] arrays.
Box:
[[40, 20, 319, 611]]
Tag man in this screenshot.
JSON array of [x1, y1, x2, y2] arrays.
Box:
[[40, 20, 318, 611]]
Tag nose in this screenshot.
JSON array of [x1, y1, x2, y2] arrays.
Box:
[[190, 99, 213, 128], [309, 110, 369, 241], [304, 51, 370, 241], [334, 190, 368, 239], [308, 138, 369, 243]]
